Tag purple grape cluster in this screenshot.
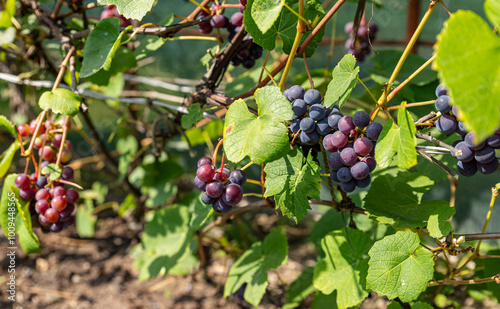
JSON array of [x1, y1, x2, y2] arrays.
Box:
[[15, 166, 79, 233], [197, 7, 263, 69], [344, 22, 379, 62], [194, 157, 246, 213], [433, 84, 500, 176]]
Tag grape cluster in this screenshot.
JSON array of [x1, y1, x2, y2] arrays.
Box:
[[194, 157, 246, 213], [15, 166, 79, 233], [433, 84, 500, 176], [284, 85, 383, 193], [196, 2, 263, 69], [344, 22, 379, 62], [100, 5, 131, 27]]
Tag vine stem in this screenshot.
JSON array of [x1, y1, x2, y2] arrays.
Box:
[[476, 185, 499, 253], [428, 275, 500, 287], [387, 100, 435, 110], [320, 138, 337, 204], [303, 53, 314, 89], [55, 116, 70, 166]]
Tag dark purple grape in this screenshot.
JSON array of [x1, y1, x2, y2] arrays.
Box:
[[356, 174, 371, 188], [366, 122, 383, 140], [283, 88, 290, 100], [368, 23, 379, 34], [197, 156, 212, 167], [50, 222, 64, 233], [330, 170, 340, 183], [194, 176, 207, 191], [340, 179, 356, 193], [329, 105, 341, 115], [337, 167, 352, 182], [210, 14, 226, 28], [197, 164, 216, 182], [328, 152, 344, 171], [353, 137, 373, 156], [327, 114, 343, 130], [464, 132, 486, 150], [304, 89, 322, 105], [15, 174, 31, 190], [35, 200, 50, 214], [214, 167, 231, 182], [457, 160, 477, 177], [338, 116, 355, 134], [53, 186, 66, 197], [436, 115, 457, 135], [242, 58, 255, 69], [300, 131, 319, 145], [475, 146, 496, 163], [361, 156, 377, 172], [435, 95, 452, 114], [38, 214, 51, 227], [230, 12, 244, 27], [20, 188, 35, 201], [300, 117, 316, 133], [452, 142, 474, 162], [61, 166, 74, 180], [290, 119, 300, 133], [36, 175, 48, 188], [331, 131, 348, 148], [350, 162, 369, 180], [286, 85, 305, 101], [66, 189, 79, 204], [352, 111, 371, 129], [59, 203, 75, 221], [213, 197, 232, 213], [197, 22, 213, 34], [322, 134, 338, 153], [222, 183, 243, 205], [206, 180, 224, 198], [309, 104, 325, 121], [477, 159, 498, 175], [487, 134, 500, 148], [340, 148, 358, 166], [292, 99, 308, 116], [201, 192, 216, 205], [237, 48, 250, 60], [315, 119, 331, 136], [249, 44, 263, 58], [435, 84, 448, 97], [230, 169, 247, 185]]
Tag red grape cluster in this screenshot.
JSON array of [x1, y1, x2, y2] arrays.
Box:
[[196, 2, 263, 69], [100, 5, 131, 27], [344, 22, 379, 62], [433, 84, 500, 176], [194, 157, 246, 213], [16, 168, 79, 233]]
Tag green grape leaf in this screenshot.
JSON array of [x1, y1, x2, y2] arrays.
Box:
[[41, 163, 62, 182], [251, 0, 285, 34], [97, 0, 155, 20], [223, 86, 293, 164], [264, 147, 321, 223], [310, 208, 344, 246], [363, 171, 454, 236], [0, 115, 16, 137], [86, 47, 137, 86], [118, 193, 136, 217], [76, 199, 97, 238], [244, 0, 325, 57], [0, 174, 42, 254], [485, 0, 500, 32], [367, 231, 434, 302], [313, 229, 372, 309], [135, 14, 174, 60], [80, 18, 123, 77], [181, 103, 204, 129], [39, 88, 82, 116], [283, 267, 316, 309], [324, 54, 359, 108], [412, 302, 433, 309], [0, 142, 19, 178], [435, 10, 500, 141], [224, 228, 288, 307], [117, 135, 138, 181], [0, 0, 16, 28], [311, 291, 338, 309], [375, 104, 417, 169]]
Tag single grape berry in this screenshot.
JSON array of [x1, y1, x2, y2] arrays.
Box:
[[350, 162, 369, 180], [61, 166, 74, 180], [338, 116, 355, 134], [213, 197, 232, 213], [487, 134, 500, 148], [230, 12, 244, 27], [292, 99, 308, 116], [327, 113, 343, 130], [286, 85, 305, 101], [45, 208, 60, 223], [337, 167, 352, 182], [18, 124, 30, 137], [290, 119, 300, 133], [53, 186, 67, 197], [59, 203, 75, 221], [36, 175, 48, 188], [353, 137, 373, 156], [194, 176, 207, 191], [452, 142, 474, 162], [330, 170, 340, 183], [300, 117, 316, 133], [475, 146, 496, 164], [230, 170, 247, 185], [66, 189, 80, 204], [50, 222, 64, 233], [322, 134, 338, 153], [39, 146, 56, 162], [365, 122, 383, 140], [206, 180, 224, 198], [328, 152, 344, 171], [464, 132, 486, 150], [303, 89, 322, 105], [477, 159, 499, 175], [315, 119, 331, 136], [201, 192, 216, 205], [51, 196, 68, 212], [222, 183, 243, 205], [356, 174, 372, 188], [300, 131, 319, 145], [15, 174, 31, 190], [340, 179, 357, 193], [35, 200, 50, 215], [340, 148, 358, 166], [20, 188, 35, 201], [436, 115, 457, 135], [361, 156, 377, 172], [435, 95, 452, 114], [35, 188, 50, 201], [457, 160, 477, 177], [331, 131, 348, 148], [308, 104, 326, 121], [214, 167, 231, 182], [197, 164, 216, 182], [210, 14, 226, 28], [38, 214, 51, 227], [435, 84, 448, 97], [352, 111, 371, 129]]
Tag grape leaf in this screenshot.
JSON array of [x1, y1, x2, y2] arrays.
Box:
[[375, 104, 417, 169], [117, 135, 138, 181], [0, 142, 19, 179], [76, 199, 97, 238], [224, 228, 288, 307], [311, 291, 338, 309], [485, 0, 500, 30], [223, 86, 293, 164], [181, 103, 204, 129], [363, 171, 454, 237], [244, 0, 325, 57], [283, 267, 316, 309], [0, 174, 42, 254], [41, 163, 62, 182], [0, 0, 15, 28], [135, 14, 174, 60], [435, 10, 500, 142], [86, 47, 137, 86], [97, 0, 155, 20], [251, 0, 285, 34], [367, 231, 434, 302], [0, 115, 16, 136], [264, 148, 321, 223], [324, 54, 359, 108], [313, 229, 372, 309], [39, 88, 82, 117]]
